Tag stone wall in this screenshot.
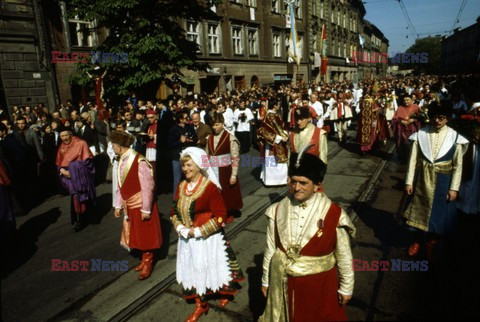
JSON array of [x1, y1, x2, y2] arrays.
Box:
[[0, 49, 49, 107], [0, 0, 56, 113]]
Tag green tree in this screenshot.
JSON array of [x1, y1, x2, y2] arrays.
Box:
[[402, 36, 442, 74], [66, 0, 221, 101]]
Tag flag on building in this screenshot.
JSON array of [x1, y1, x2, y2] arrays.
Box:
[[288, 1, 302, 67], [359, 34, 365, 48], [313, 52, 321, 68], [320, 23, 328, 75]]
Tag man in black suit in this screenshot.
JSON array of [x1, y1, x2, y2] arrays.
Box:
[[155, 100, 175, 194], [76, 118, 99, 155], [79, 101, 89, 115]]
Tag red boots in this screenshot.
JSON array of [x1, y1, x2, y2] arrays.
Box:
[[186, 297, 209, 322], [408, 242, 421, 256], [425, 238, 438, 262], [138, 251, 153, 280], [407, 237, 438, 262], [134, 259, 144, 272], [218, 298, 230, 308]]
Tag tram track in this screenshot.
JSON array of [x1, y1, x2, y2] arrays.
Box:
[[109, 133, 374, 322]]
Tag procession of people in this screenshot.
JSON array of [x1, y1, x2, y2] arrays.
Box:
[[1, 73, 479, 321]]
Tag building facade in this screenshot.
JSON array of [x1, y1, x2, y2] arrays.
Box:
[[309, 0, 365, 83], [357, 19, 389, 80], [0, 0, 59, 113], [1, 0, 389, 108], [183, 0, 388, 93], [45, 1, 107, 106], [441, 17, 480, 75], [180, 0, 309, 94]]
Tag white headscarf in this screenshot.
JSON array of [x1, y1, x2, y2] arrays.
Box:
[[180, 147, 222, 190]]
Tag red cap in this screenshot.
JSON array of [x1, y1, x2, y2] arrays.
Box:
[[146, 109, 156, 116]]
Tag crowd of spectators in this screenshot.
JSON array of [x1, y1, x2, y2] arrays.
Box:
[[0, 74, 478, 221]]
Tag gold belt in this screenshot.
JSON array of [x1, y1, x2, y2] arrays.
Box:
[[423, 160, 453, 175], [284, 251, 336, 277]]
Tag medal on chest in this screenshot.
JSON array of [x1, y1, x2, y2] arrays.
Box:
[[317, 218, 324, 238]]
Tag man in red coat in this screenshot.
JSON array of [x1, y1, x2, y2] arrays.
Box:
[[260, 152, 355, 321], [111, 130, 162, 280], [56, 127, 96, 232]]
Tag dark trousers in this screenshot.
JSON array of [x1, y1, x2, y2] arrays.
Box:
[[235, 131, 251, 154]]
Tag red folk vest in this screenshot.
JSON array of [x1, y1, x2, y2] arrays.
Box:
[[120, 153, 141, 203], [208, 130, 230, 156], [289, 126, 321, 156], [274, 202, 341, 257]]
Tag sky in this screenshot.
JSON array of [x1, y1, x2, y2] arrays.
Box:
[[363, 0, 480, 55]]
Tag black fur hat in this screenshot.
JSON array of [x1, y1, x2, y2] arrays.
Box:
[[428, 100, 453, 118], [288, 147, 326, 184], [295, 107, 311, 119]]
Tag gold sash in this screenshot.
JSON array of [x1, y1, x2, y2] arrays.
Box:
[[122, 191, 142, 210], [404, 159, 453, 231]]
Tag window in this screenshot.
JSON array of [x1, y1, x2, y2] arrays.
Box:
[[350, 15, 353, 31], [207, 23, 221, 54], [232, 26, 244, 55], [186, 21, 202, 51], [231, 0, 243, 4], [295, 0, 302, 19], [246, 0, 257, 7], [320, 1, 324, 19], [272, 0, 280, 13], [343, 12, 346, 28], [273, 33, 281, 57], [331, 6, 334, 23], [338, 41, 341, 57], [312, 1, 316, 15], [68, 15, 97, 47], [247, 28, 258, 56], [344, 43, 347, 57], [337, 9, 340, 25]]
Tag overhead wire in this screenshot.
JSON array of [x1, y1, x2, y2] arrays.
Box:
[[397, 0, 418, 38], [449, 0, 468, 34]]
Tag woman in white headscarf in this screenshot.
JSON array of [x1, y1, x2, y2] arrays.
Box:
[[171, 147, 244, 322]]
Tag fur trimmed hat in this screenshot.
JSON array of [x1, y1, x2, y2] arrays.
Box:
[[110, 130, 135, 147], [295, 107, 311, 120], [288, 149, 327, 184], [428, 100, 453, 118]]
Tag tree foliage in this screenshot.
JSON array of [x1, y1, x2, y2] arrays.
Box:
[[403, 36, 442, 74], [66, 0, 221, 100]]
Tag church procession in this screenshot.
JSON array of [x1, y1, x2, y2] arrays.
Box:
[[1, 0, 480, 321]]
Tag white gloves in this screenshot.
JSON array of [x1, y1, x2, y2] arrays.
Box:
[[176, 224, 202, 239]]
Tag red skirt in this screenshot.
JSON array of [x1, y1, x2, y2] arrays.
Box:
[[127, 203, 162, 251], [218, 166, 243, 211]]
